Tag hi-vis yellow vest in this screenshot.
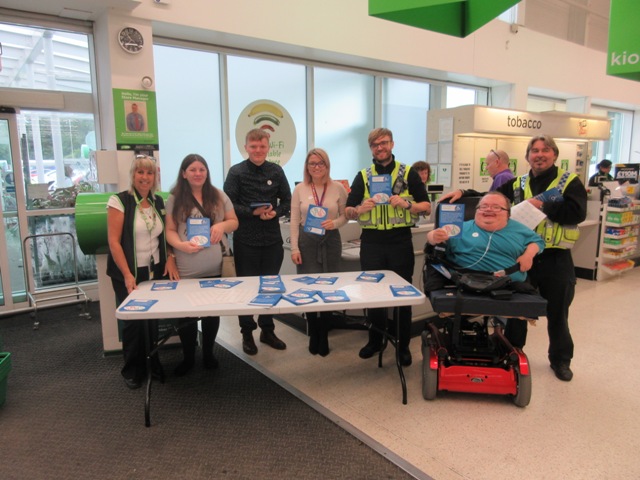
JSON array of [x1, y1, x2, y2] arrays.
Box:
[[357, 162, 418, 230], [514, 169, 580, 249]]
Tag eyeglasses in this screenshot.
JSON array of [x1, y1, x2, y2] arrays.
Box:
[[370, 140, 391, 149], [477, 204, 508, 212], [308, 162, 326, 168]]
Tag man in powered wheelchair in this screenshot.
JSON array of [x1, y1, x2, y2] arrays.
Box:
[[421, 192, 547, 407]]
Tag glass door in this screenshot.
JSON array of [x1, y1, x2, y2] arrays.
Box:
[[0, 112, 28, 311]]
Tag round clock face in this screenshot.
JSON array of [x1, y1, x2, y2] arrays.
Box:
[[118, 27, 144, 54]]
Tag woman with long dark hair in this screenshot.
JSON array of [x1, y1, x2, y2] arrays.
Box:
[[165, 154, 238, 376]]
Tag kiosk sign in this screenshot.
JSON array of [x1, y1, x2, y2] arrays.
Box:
[[607, 0, 640, 82]]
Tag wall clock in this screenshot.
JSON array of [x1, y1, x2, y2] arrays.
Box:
[[118, 27, 144, 54]]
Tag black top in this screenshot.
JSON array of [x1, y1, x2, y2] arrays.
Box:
[[346, 156, 430, 244], [223, 159, 292, 247]]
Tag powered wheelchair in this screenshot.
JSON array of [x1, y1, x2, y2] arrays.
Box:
[[421, 197, 547, 407]]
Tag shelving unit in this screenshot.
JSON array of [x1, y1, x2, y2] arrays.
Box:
[[597, 203, 640, 279]]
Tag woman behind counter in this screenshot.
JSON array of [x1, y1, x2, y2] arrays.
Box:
[[165, 154, 238, 376], [107, 154, 178, 390], [290, 148, 347, 356]]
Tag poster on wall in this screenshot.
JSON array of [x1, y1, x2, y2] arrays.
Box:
[[113, 88, 159, 151], [235, 100, 296, 167]]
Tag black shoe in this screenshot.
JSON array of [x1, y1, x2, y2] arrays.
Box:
[[123, 376, 142, 390], [317, 332, 330, 357], [174, 359, 195, 377], [260, 331, 287, 350], [399, 348, 412, 367], [359, 341, 382, 359], [242, 332, 258, 355], [203, 353, 219, 370], [551, 363, 573, 382]]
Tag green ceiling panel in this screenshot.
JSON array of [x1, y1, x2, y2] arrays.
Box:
[[369, 0, 521, 38], [607, 0, 640, 82]]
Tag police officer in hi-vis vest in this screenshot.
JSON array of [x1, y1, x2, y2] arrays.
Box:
[[345, 128, 431, 367], [440, 134, 587, 382]]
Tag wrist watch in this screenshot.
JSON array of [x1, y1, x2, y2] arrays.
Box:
[[405, 200, 413, 210]]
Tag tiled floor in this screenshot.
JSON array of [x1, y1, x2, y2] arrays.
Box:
[[216, 267, 640, 480]]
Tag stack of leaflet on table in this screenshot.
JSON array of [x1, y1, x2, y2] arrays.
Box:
[[313, 276, 338, 285], [282, 288, 319, 306], [259, 275, 286, 293], [199, 279, 242, 289], [248, 293, 282, 307], [151, 281, 178, 291], [356, 271, 385, 283], [389, 284, 422, 297], [317, 290, 350, 303], [119, 299, 158, 312]]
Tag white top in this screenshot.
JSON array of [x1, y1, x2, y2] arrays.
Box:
[[107, 194, 163, 269]]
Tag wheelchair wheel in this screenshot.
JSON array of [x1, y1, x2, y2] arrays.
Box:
[[421, 334, 438, 401], [512, 368, 532, 407]]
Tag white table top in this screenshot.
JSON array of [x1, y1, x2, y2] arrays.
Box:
[[116, 270, 426, 320]]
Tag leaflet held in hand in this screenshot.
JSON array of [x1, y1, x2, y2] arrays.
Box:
[[437, 204, 464, 237], [187, 217, 211, 247], [370, 174, 392, 204], [303, 205, 328, 235]]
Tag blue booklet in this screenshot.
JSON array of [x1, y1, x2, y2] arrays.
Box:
[[250, 202, 272, 209], [390, 284, 422, 297], [535, 187, 564, 203], [292, 276, 317, 284], [248, 293, 281, 307], [303, 205, 328, 235], [288, 288, 318, 297], [314, 276, 338, 285], [199, 279, 241, 289], [259, 275, 286, 293], [437, 203, 464, 238], [356, 272, 385, 283], [318, 290, 350, 303], [151, 281, 178, 291], [282, 294, 319, 306], [369, 174, 392, 204], [119, 299, 158, 312], [186, 217, 211, 247]]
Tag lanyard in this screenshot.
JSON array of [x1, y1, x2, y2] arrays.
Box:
[[310, 182, 327, 207], [134, 190, 157, 233]]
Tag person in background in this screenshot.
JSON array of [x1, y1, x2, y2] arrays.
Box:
[[440, 134, 587, 382], [290, 148, 347, 356], [107, 154, 178, 389], [486, 149, 514, 191], [588, 159, 613, 186], [345, 128, 431, 366], [223, 128, 292, 356], [412, 161, 431, 187], [165, 154, 238, 376]]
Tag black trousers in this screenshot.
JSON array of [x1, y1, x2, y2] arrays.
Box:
[[234, 240, 284, 333], [527, 248, 576, 365], [359, 237, 415, 349], [111, 264, 162, 382]]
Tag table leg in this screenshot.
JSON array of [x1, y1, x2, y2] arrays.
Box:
[[144, 320, 153, 427], [393, 307, 407, 405]]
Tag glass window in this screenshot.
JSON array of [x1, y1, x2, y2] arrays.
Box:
[[154, 45, 223, 191], [17, 111, 98, 210], [447, 86, 480, 108], [314, 67, 374, 183], [0, 23, 92, 93], [227, 56, 306, 187], [382, 78, 430, 166]]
